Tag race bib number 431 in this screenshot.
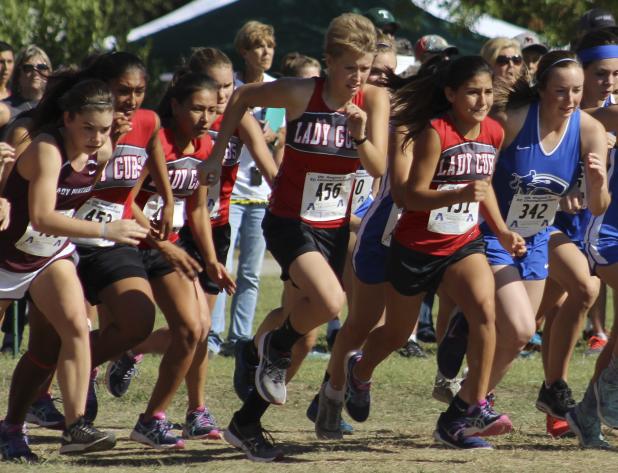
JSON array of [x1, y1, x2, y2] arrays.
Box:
[[506, 194, 559, 238], [427, 183, 479, 235], [300, 172, 354, 222]]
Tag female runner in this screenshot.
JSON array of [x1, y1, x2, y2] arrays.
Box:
[[0, 78, 147, 461], [201, 13, 388, 461]]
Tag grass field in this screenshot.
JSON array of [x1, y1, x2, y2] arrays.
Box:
[[1, 274, 617, 472]]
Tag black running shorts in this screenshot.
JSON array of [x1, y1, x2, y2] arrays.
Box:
[[387, 236, 486, 296], [177, 223, 231, 295], [262, 210, 350, 282]]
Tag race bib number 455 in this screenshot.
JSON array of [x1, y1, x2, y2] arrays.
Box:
[[300, 172, 354, 222], [427, 184, 479, 235]]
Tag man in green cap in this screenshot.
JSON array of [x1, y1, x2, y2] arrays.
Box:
[[364, 7, 400, 38]]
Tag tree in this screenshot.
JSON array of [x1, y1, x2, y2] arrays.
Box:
[[431, 0, 617, 46], [0, 0, 189, 66]]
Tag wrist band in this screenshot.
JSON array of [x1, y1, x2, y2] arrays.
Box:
[[101, 222, 107, 238], [352, 135, 368, 146]]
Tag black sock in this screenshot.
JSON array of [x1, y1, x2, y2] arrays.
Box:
[[322, 371, 331, 384], [234, 390, 271, 425], [269, 317, 303, 353], [444, 394, 469, 419], [244, 338, 259, 366]]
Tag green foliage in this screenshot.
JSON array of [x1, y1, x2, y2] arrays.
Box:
[[431, 0, 618, 46], [0, 0, 186, 67]]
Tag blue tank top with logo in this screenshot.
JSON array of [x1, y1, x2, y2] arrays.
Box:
[[482, 101, 581, 238]]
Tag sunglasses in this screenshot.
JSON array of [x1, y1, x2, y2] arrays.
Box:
[[495, 55, 523, 66], [21, 63, 50, 73]]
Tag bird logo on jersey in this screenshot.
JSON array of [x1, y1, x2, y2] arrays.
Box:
[[509, 170, 570, 195]]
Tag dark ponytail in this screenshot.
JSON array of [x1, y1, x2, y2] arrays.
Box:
[[85, 51, 147, 83], [29, 69, 112, 135], [387, 55, 493, 146]]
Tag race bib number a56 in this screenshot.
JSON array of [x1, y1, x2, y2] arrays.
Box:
[[300, 172, 354, 222], [15, 209, 75, 257], [427, 184, 479, 235], [506, 193, 559, 238]]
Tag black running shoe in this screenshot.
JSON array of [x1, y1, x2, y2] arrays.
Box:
[[59, 417, 116, 454], [233, 339, 258, 402], [437, 312, 468, 379], [536, 380, 576, 420], [398, 339, 427, 358], [224, 418, 283, 462]]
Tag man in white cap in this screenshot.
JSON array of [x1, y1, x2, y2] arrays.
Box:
[[514, 32, 548, 76]]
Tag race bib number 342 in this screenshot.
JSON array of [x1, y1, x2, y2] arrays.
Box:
[[300, 172, 354, 222], [506, 193, 559, 238]]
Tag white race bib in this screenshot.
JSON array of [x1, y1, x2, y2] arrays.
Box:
[[72, 198, 124, 247], [381, 204, 402, 247], [300, 172, 354, 222], [143, 195, 186, 231], [351, 170, 374, 213], [427, 184, 479, 235], [207, 181, 221, 219], [15, 209, 75, 257], [506, 193, 559, 238]]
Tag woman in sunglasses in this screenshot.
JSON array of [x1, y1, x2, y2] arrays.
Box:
[[481, 38, 524, 86], [2, 45, 52, 125]]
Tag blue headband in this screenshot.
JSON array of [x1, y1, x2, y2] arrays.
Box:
[[578, 45, 618, 64]]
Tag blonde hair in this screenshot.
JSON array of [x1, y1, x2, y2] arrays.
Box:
[[324, 13, 378, 58], [376, 31, 395, 53], [480, 37, 522, 66], [188, 47, 232, 73], [234, 21, 275, 53], [280, 52, 321, 77]]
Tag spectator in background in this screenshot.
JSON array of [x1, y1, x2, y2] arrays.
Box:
[[0, 42, 14, 100], [514, 32, 548, 77], [364, 7, 399, 39], [2, 45, 51, 129], [480, 37, 523, 86], [578, 8, 616, 35], [280, 52, 321, 78], [209, 20, 283, 356], [414, 34, 458, 65]]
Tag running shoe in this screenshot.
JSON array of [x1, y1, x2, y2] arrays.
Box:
[[182, 406, 222, 440], [566, 407, 612, 449], [433, 413, 492, 449], [130, 413, 185, 449], [234, 338, 258, 402], [432, 372, 461, 404], [105, 352, 142, 397], [255, 332, 291, 405], [398, 339, 427, 358], [585, 335, 608, 356], [524, 332, 543, 352], [536, 380, 576, 420], [219, 341, 236, 358], [84, 368, 99, 424], [546, 414, 573, 438], [594, 371, 618, 428], [25, 392, 65, 430], [462, 400, 513, 437], [315, 384, 344, 440], [306, 393, 354, 434], [59, 417, 116, 454], [344, 351, 371, 422], [437, 312, 468, 379], [224, 418, 283, 462], [0, 421, 38, 462]]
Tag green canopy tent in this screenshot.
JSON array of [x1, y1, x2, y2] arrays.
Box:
[[129, 0, 494, 73]]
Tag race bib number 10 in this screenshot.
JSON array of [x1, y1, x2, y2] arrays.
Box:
[[506, 193, 559, 238], [300, 172, 354, 222], [427, 183, 479, 235]]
